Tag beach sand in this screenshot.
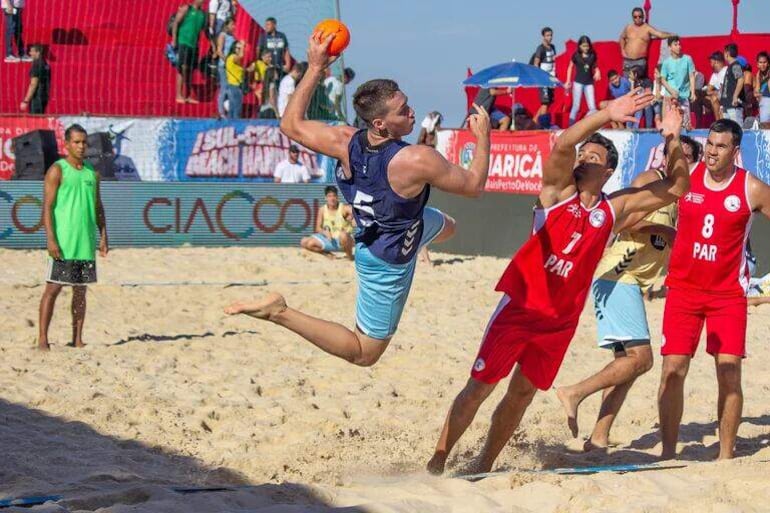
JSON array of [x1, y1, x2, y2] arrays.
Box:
[[1, 246, 769, 512]]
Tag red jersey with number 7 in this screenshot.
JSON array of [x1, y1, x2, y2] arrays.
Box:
[[666, 163, 753, 296], [496, 193, 616, 320]]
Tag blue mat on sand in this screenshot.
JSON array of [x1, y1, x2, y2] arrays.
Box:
[[0, 495, 63, 508], [458, 462, 689, 481]]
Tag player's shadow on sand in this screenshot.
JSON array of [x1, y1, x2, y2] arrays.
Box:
[[0, 399, 366, 512], [430, 256, 476, 267], [626, 415, 770, 460], [112, 330, 261, 346]]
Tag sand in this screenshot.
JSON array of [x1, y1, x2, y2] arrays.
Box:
[[1, 246, 769, 513]]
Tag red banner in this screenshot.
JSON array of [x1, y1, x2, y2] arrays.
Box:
[[438, 129, 552, 195], [0, 117, 65, 180]]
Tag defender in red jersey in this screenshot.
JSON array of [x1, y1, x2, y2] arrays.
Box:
[[427, 91, 692, 475], [658, 119, 770, 460]]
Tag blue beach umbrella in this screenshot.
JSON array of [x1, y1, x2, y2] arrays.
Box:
[[464, 61, 563, 128], [463, 61, 563, 89]]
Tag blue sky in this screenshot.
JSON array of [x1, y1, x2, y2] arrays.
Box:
[[337, 0, 767, 134]]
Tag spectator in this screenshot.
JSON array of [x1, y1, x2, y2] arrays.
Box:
[[258, 16, 291, 75], [705, 51, 727, 120], [721, 43, 745, 125], [2, 0, 28, 63], [512, 104, 539, 131], [274, 145, 310, 183], [255, 49, 279, 118], [629, 65, 654, 128], [417, 111, 443, 147], [224, 40, 254, 119], [300, 185, 354, 260], [208, 0, 235, 38], [532, 27, 556, 120], [652, 63, 663, 127], [215, 18, 236, 118], [277, 61, 305, 118], [308, 72, 335, 120], [466, 87, 510, 130], [599, 70, 631, 128], [565, 35, 600, 126], [660, 35, 695, 129], [756, 51, 770, 128], [325, 67, 355, 122], [171, 0, 206, 104], [737, 56, 756, 120], [619, 6, 673, 78], [20, 43, 48, 113]]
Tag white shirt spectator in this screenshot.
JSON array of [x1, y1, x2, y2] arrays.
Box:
[[709, 67, 727, 91], [208, 0, 233, 23], [324, 76, 343, 107], [278, 74, 296, 117], [274, 159, 310, 183]]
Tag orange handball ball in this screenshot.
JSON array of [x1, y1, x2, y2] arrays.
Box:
[[314, 19, 350, 56]]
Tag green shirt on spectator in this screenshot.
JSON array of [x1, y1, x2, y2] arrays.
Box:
[[177, 6, 205, 48]]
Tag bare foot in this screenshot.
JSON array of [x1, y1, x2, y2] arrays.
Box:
[[555, 387, 580, 438], [224, 292, 287, 321], [426, 452, 447, 475], [186, 97, 200, 104], [37, 341, 51, 351], [175, 97, 186, 104], [583, 438, 609, 453], [69, 341, 87, 348]]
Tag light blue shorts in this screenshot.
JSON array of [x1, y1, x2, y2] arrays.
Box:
[[355, 207, 446, 340], [311, 233, 342, 252], [592, 278, 651, 350]]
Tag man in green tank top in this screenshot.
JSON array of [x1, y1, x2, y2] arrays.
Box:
[[171, 0, 206, 104], [38, 124, 108, 351]]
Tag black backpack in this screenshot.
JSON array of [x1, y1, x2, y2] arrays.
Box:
[[166, 4, 191, 37]]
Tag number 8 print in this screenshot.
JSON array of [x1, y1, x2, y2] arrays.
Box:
[[702, 214, 715, 239]]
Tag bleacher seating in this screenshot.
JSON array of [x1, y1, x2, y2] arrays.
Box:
[[0, 0, 260, 117]]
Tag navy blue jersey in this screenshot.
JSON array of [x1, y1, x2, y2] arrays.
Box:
[[337, 130, 430, 264]]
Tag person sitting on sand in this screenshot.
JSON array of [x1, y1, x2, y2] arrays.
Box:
[[300, 185, 355, 260]]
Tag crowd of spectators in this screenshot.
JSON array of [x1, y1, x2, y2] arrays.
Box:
[[471, 7, 770, 131], [166, 3, 355, 122]]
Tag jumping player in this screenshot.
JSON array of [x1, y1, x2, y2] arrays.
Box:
[[427, 92, 690, 475], [556, 135, 702, 451], [225, 34, 491, 366], [658, 119, 770, 460]]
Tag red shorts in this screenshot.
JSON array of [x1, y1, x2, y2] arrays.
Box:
[[471, 295, 579, 390], [661, 287, 747, 357]]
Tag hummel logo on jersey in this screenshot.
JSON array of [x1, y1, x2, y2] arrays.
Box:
[[684, 192, 705, 204], [567, 204, 582, 218], [401, 221, 421, 256]]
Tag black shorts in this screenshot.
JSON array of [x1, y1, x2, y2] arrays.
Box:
[[30, 98, 47, 114], [46, 259, 97, 285], [539, 87, 554, 105], [177, 44, 198, 71]]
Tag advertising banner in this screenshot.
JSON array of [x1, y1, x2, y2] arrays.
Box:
[[0, 117, 338, 183], [0, 183, 326, 248], [437, 129, 770, 195], [437, 130, 552, 195]]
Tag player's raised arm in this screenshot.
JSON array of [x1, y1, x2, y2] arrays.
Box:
[[391, 104, 491, 198], [280, 34, 356, 162], [541, 88, 653, 205], [610, 103, 690, 232]]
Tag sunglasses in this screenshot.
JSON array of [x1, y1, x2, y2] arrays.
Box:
[[633, 14, 644, 19]]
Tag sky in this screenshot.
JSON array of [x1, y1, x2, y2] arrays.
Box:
[[337, 0, 768, 135]]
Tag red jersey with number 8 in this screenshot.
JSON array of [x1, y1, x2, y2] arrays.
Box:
[[496, 193, 616, 320], [666, 163, 753, 296]]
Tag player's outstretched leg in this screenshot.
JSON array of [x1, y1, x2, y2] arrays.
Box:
[[427, 378, 497, 475], [556, 344, 652, 439], [474, 367, 537, 473], [225, 292, 389, 367]]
